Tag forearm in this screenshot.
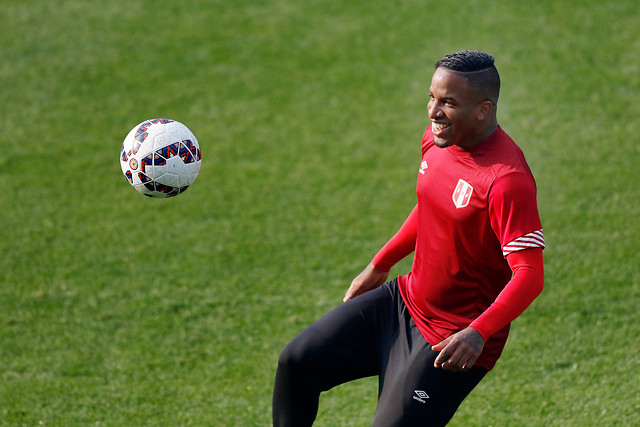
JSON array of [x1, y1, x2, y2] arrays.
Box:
[[470, 248, 544, 341], [371, 204, 418, 272]]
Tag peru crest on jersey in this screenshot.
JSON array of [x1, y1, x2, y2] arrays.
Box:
[[452, 179, 473, 208]]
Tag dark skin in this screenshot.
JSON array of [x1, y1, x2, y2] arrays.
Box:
[[431, 327, 485, 372], [427, 67, 498, 150], [345, 68, 499, 372]]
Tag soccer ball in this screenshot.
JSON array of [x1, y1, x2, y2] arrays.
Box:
[[120, 118, 202, 198]]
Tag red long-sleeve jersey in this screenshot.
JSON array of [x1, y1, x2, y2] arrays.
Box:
[[372, 126, 544, 370]]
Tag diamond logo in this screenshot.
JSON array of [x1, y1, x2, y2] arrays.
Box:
[[413, 390, 429, 403]]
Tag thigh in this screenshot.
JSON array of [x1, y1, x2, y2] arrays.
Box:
[[281, 282, 398, 392], [374, 319, 487, 427]]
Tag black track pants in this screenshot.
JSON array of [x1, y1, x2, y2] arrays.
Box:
[[273, 280, 487, 426]]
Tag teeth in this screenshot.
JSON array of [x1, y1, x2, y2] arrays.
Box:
[[432, 122, 449, 132]]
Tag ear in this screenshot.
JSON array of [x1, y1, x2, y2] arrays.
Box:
[[476, 100, 493, 121]]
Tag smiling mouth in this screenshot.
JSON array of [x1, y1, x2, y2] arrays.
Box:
[[431, 122, 450, 136]]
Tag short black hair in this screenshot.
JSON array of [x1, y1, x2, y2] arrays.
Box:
[[435, 50, 495, 72], [435, 50, 500, 104]]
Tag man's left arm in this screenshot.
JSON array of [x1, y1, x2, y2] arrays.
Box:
[[433, 248, 544, 371]]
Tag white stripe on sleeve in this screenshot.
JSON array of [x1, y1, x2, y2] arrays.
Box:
[[502, 229, 545, 256]]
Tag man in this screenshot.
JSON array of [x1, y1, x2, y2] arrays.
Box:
[[273, 50, 545, 426]]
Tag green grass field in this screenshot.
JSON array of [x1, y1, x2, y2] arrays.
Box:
[[1, 0, 638, 425]]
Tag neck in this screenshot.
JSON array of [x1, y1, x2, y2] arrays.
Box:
[[456, 121, 499, 150]]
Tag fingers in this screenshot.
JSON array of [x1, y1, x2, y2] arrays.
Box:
[[433, 349, 451, 369], [434, 345, 473, 372], [431, 337, 451, 368], [442, 351, 470, 372], [343, 276, 367, 302], [432, 327, 485, 371], [432, 332, 482, 372], [343, 278, 367, 302], [434, 345, 465, 371], [344, 264, 389, 302], [431, 337, 450, 352], [343, 283, 357, 302], [440, 353, 475, 372]]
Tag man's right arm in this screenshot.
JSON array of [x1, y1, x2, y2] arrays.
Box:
[[371, 203, 418, 271], [344, 204, 418, 302]]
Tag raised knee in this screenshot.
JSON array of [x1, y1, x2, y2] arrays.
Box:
[[278, 338, 309, 372]]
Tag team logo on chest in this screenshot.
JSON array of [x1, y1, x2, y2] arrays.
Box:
[[452, 179, 473, 208]]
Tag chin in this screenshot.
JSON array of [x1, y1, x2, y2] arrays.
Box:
[[433, 136, 452, 148]]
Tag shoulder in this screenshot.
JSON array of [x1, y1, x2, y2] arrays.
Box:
[[487, 130, 539, 212], [491, 171, 537, 199], [484, 128, 535, 180]]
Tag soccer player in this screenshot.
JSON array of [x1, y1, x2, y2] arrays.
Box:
[[273, 50, 545, 426]]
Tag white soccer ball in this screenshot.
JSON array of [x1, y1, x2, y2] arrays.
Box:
[[120, 118, 202, 198]]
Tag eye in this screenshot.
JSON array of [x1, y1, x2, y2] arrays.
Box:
[[427, 96, 434, 109]]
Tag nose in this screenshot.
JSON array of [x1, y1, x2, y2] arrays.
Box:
[[428, 99, 441, 120]]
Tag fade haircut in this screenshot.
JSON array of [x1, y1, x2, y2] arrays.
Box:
[[435, 50, 501, 105]]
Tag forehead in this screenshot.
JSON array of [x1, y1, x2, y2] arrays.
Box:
[[429, 68, 473, 97]]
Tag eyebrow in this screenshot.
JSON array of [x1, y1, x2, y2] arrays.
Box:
[[431, 94, 457, 103], [428, 90, 456, 102]]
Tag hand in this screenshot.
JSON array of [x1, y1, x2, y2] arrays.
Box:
[[343, 263, 389, 302], [432, 327, 485, 372]]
